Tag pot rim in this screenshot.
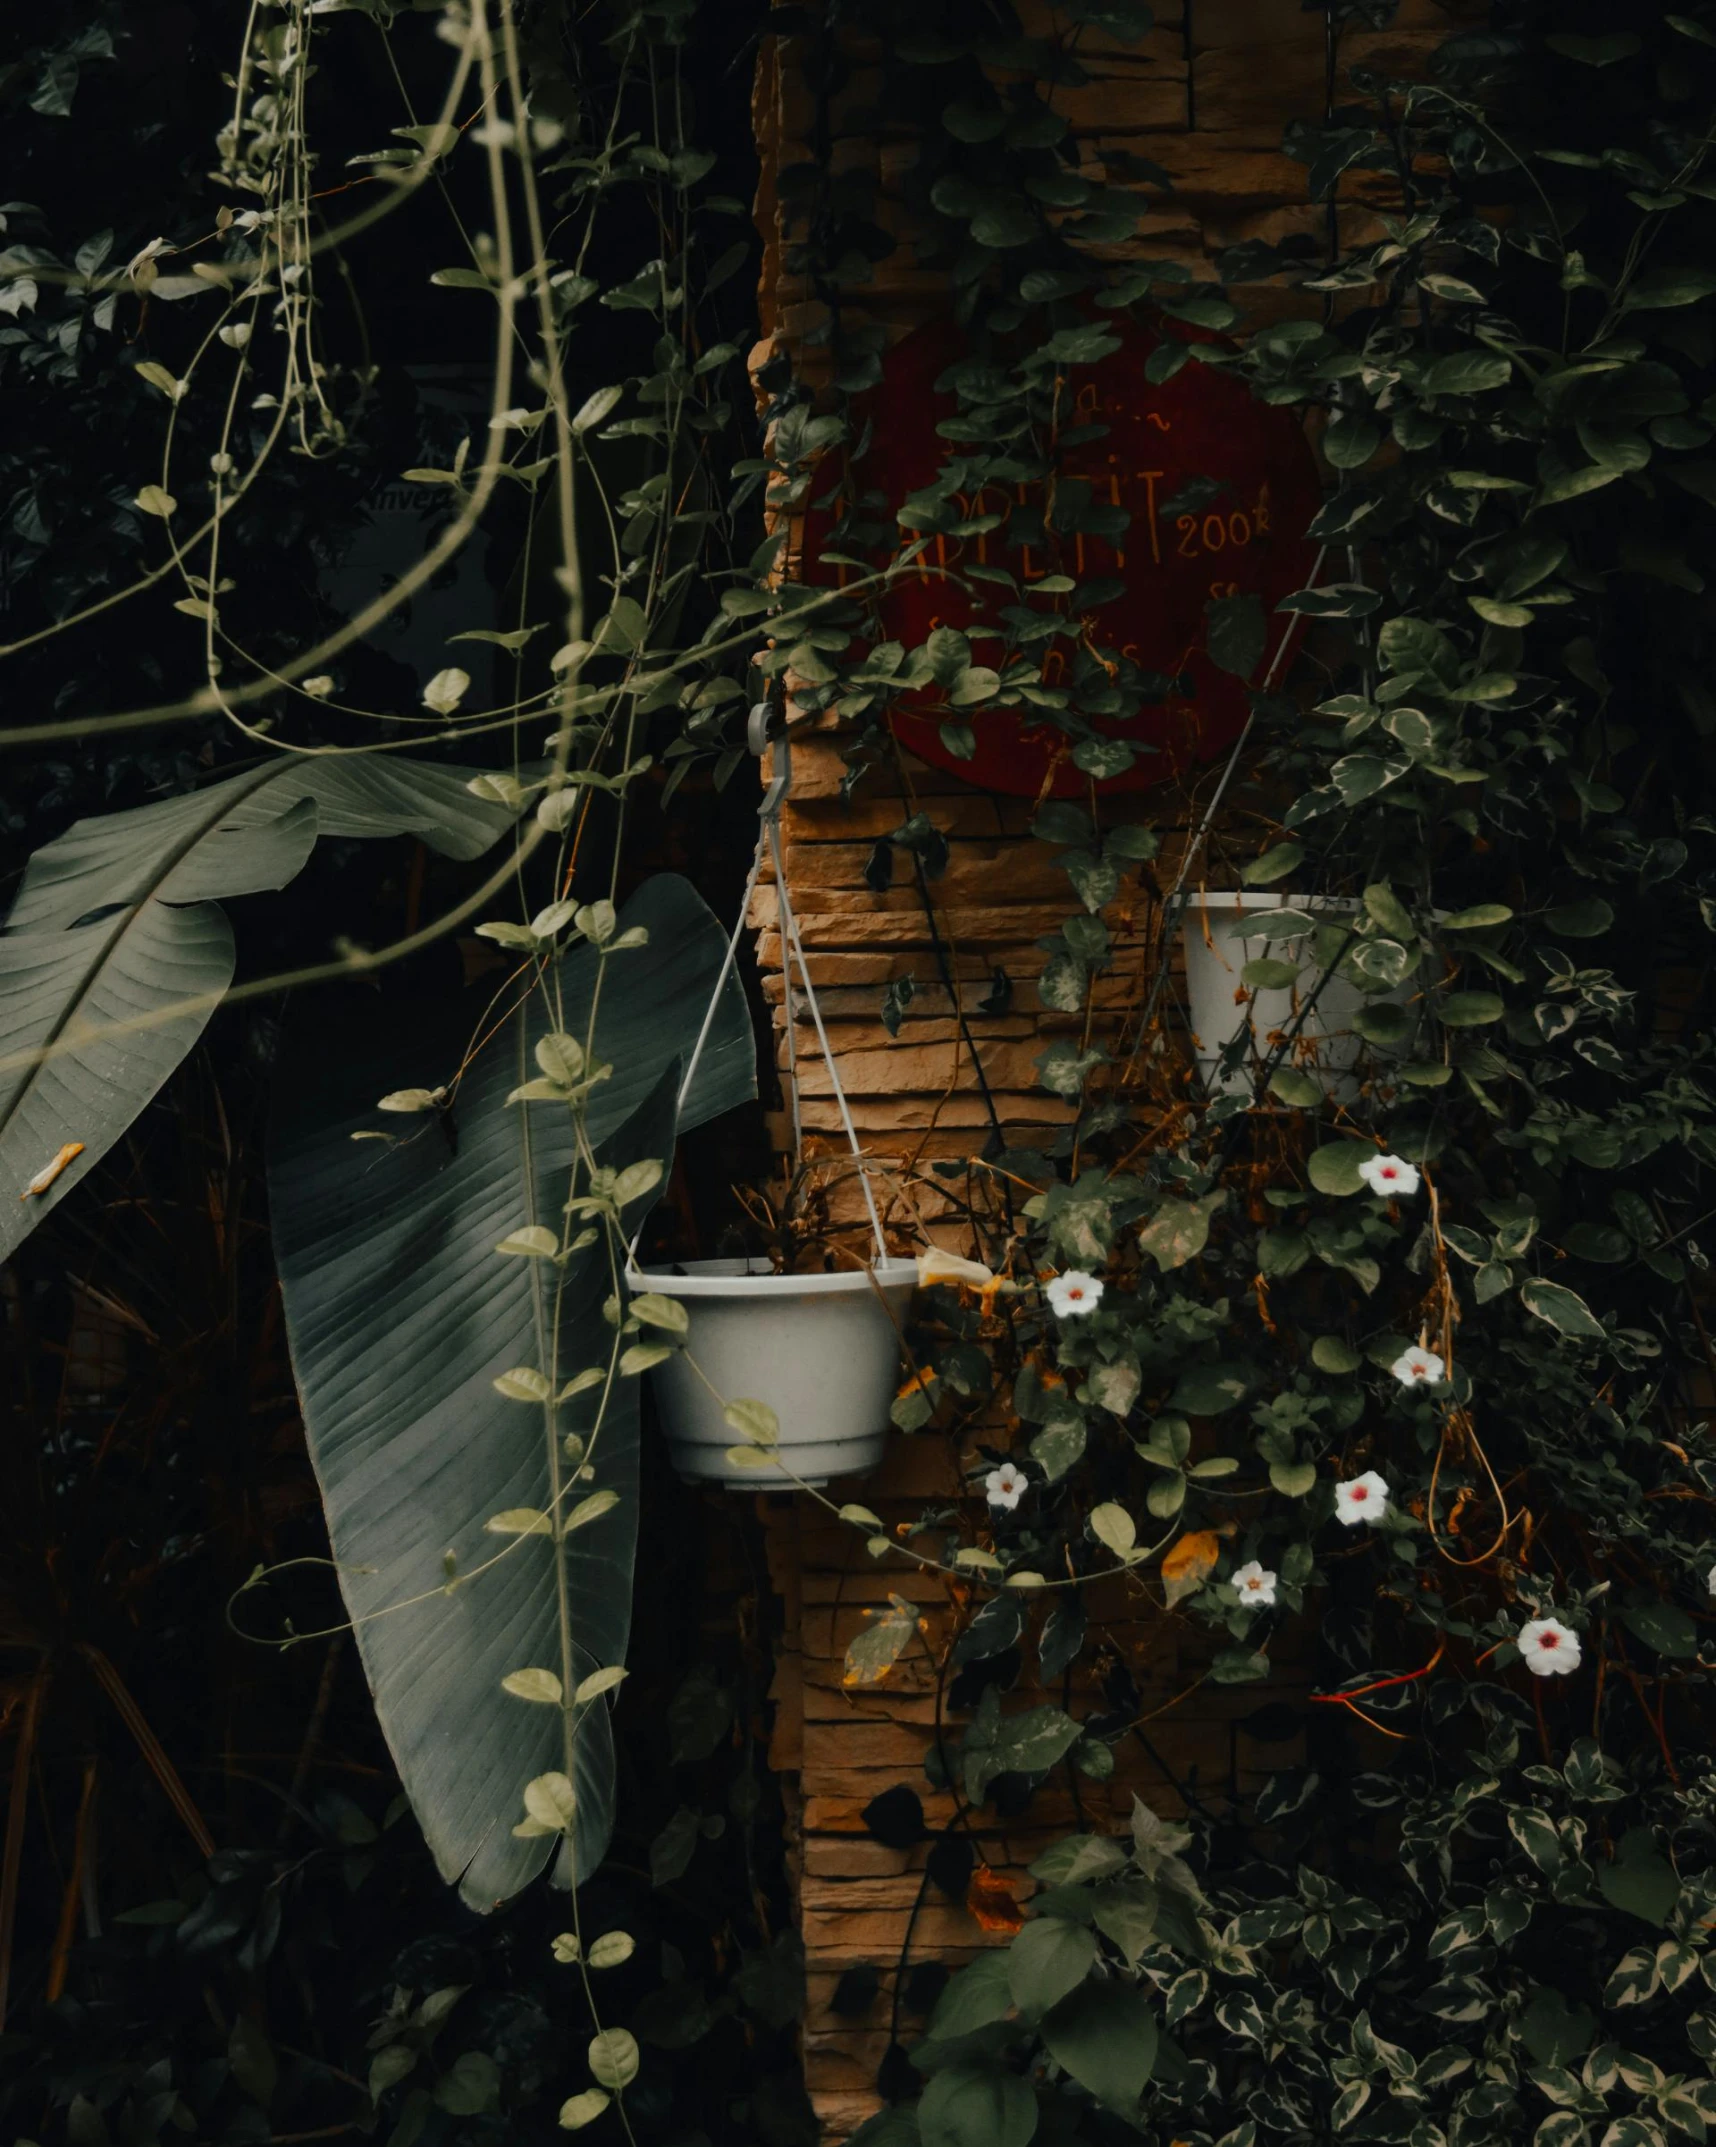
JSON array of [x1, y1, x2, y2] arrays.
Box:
[[1184, 890, 1361, 912], [625, 1257, 919, 1299]]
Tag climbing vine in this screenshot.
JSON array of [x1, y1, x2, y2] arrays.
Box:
[[11, 1, 1716, 2144]]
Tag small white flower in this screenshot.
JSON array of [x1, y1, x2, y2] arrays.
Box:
[[985, 1462, 1027, 1511], [1358, 1152, 1420, 1199], [1707, 1562, 1716, 1599], [1334, 1470, 1390, 1527], [1518, 1617, 1582, 1678], [1232, 1560, 1278, 1607], [1390, 1345, 1445, 1388], [1046, 1270, 1104, 1318]]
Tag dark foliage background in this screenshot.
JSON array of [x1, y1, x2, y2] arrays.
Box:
[[0, 6, 807, 2145]]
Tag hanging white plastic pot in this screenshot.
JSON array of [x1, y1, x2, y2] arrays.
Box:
[[627, 1258, 920, 1487], [1182, 894, 1395, 1103]]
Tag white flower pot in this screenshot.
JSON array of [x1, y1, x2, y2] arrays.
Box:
[[1182, 893, 1383, 1102], [627, 1258, 919, 1487]]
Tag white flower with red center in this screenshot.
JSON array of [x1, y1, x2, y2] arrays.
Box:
[[1046, 1270, 1105, 1319], [1390, 1345, 1445, 1388], [1334, 1471, 1390, 1527], [1232, 1560, 1278, 1607], [985, 1462, 1027, 1511], [1518, 1617, 1581, 1678], [1358, 1152, 1421, 1199]]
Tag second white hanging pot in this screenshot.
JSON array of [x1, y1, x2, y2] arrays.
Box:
[[1181, 893, 1408, 1102]]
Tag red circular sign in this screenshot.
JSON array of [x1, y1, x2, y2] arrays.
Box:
[[833, 318, 1323, 797]]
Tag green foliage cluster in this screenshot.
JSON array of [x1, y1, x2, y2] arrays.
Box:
[[719, 4, 1716, 2144], [12, 0, 1716, 2142]]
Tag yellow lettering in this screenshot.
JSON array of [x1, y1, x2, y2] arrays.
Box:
[[1138, 470, 1164, 565]]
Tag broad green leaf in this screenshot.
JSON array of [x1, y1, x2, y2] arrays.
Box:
[[1089, 1502, 1137, 1557], [1547, 29, 1640, 62], [1362, 883, 1414, 938], [1008, 1916, 1098, 2018], [1621, 1600, 1697, 1658], [1423, 350, 1512, 396], [1306, 1141, 1369, 1197], [1508, 1807, 1562, 1873], [1598, 1834, 1679, 1925], [1031, 1411, 1087, 1481], [1041, 1978, 1158, 2117], [629, 1292, 688, 1335], [1546, 898, 1613, 939], [1441, 903, 1514, 931], [587, 2028, 638, 2090], [724, 1397, 780, 1446], [502, 1668, 564, 1704], [918, 2065, 1037, 2147], [270, 877, 756, 1908], [574, 1667, 627, 1706], [1138, 1190, 1225, 1270], [1437, 991, 1505, 1027], [1268, 1068, 1323, 1108], [1520, 1986, 1596, 2067], [1241, 841, 1303, 886], [0, 756, 520, 1262], [1520, 1277, 1605, 1341], [927, 1949, 1014, 2041], [572, 385, 624, 434], [1170, 1363, 1250, 1415]]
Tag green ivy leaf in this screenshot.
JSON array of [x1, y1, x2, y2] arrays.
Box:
[[1306, 1141, 1369, 1196], [1520, 1277, 1606, 1341], [1031, 1411, 1088, 1482], [1547, 30, 1641, 62], [1241, 841, 1303, 886], [1597, 1832, 1680, 1924], [1268, 1068, 1323, 1109], [1362, 883, 1415, 938], [1138, 1190, 1225, 1270], [1008, 1916, 1098, 2019], [1206, 593, 1265, 680], [1040, 1979, 1158, 2116], [926, 1951, 1014, 2042], [918, 2066, 1036, 2147], [1621, 1601, 1698, 1658], [1436, 991, 1505, 1027], [1169, 1364, 1251, 1415]]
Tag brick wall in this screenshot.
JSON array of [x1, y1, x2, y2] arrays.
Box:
[[746, 7, 1452, 2133]]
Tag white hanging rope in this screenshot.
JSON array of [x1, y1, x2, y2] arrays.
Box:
[[1159, 543, 1329, 917], [665, 713, 890, 1270], [765, 806, 890, 1264], [673, 835, 769, 1118]]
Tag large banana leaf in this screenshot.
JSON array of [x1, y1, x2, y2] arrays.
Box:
[[268, 874, 756, 1908], [0, 757, 516, 1259]]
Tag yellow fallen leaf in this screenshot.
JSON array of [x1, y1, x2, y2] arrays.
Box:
[[916, 1248, 994, 1290], [1161, 1528, 1222, 1608], [22, 1142, 85, 1199]]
